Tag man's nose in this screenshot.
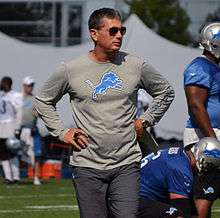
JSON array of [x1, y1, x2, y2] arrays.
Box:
[[115, 31, 123, 38]]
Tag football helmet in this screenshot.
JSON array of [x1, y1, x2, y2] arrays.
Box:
[[194, 137, 220, 171], [6, 137, 26, 154], [199, 22, 220, 58]]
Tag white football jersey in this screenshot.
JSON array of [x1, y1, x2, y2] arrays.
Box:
[[0, 90, 22, 138], [0, 90, 22, 126]]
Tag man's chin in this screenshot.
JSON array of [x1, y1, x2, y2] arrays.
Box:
[[111, 46, 121, 52]]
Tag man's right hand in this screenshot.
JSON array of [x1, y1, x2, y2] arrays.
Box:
[[64, 128, 89, 152]]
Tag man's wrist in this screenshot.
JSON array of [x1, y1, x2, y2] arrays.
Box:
[[142, 120, 150, 128], [60, 128, 70, 142]]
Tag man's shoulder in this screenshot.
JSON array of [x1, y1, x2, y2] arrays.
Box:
[[6, 90, 22, 105], [54, 54, 89, 76], [65, 53, 89, 66], [184, 58, 209, 79], [186, 57, 216, 72], [8, 90, 22, 98]]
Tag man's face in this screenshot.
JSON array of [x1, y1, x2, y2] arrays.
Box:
[[0, 80, 7, 91], [23, 84, 34, 95], [90, 17, 126, 52]]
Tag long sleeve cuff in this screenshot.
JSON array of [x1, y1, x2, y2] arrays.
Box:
[[59, 128, 70, 142]]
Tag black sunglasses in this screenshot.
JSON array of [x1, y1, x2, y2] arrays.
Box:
[[109, 26, 126, 36]]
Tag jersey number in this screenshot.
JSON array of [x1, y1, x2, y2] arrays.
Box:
[[0, 100, 6, 114], [141, 151, 161, 168]]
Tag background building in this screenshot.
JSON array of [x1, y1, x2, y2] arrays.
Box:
[[0, 0, 129, 47], [1, 0, 220, 47]]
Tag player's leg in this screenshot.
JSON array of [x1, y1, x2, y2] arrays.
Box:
[[193, 169, 220, 218], [33, 128, 43, 185], [108, 163, 140, 218], [1, 160, 13, 182], [10, 156, 20, 182], [194, 199, 212, 218], [72, 166, 109, 218], [169, 194, 191, 218], [33, 157, 41, 185], [21, 128, 38, 184], [139, 198, 184, 218], [0, 138, 15, 183]]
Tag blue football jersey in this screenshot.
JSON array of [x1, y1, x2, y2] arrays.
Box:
[[140, 147, 193, 202], [184, 57, 220, 128]]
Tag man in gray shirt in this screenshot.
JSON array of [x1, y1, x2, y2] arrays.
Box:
[[34, 8, 174, 218]]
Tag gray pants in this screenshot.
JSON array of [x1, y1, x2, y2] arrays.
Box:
[[72, 163, 140, 218]]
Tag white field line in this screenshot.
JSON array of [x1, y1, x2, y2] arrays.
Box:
[[4, 185, 70, 190], [26, 205, 78, 209], [0, 205, 79, 213], [212, 207, 220, 213], [0, 193, 73, 199]]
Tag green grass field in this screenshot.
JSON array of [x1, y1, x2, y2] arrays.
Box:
[[0, 179, 79, 218], [0, 178, 220, 218]]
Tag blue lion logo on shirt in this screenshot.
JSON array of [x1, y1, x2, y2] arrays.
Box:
[[212, 31, 220, 40], [203, 187, 214, 195], [85, 71, 123, 100], [165, 207, 177, 215]]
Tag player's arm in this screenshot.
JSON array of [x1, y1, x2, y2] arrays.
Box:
[[185, 85, 216, 137], [167, 158, 193, 217], [136, 62, 175, 137], [34, 63, 88, 151], [169, 194, 191, 218]]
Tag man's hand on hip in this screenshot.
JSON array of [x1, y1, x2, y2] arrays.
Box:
[[64, 128, 89, 152], [135, 119, 145, 139]]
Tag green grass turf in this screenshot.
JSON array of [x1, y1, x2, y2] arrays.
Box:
[[0, 178, 220, 218], [212, 201, 220, 218], [0, 178, 79, 218]]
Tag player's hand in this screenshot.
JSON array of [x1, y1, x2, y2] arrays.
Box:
[[135, 119, 144, 139], [14, 129, 21, 139], [64, 128, 89, 152]]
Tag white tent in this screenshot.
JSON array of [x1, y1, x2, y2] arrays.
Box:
[[0, 14, 201, 140]]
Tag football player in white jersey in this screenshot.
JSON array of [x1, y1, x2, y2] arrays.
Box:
[[0, 77, 22, 184]]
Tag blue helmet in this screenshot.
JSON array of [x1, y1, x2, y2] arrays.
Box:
[[199, 23, 220, 58], [195, 137, 220, 171], [5, 137, 26, 154]]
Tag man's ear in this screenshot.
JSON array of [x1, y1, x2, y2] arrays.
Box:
[[89, 29, 98, 42]]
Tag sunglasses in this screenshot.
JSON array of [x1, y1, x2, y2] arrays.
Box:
[[108, 26, 126, 36]]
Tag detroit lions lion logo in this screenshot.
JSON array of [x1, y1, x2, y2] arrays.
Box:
[[85, 71, 123, 100], [165, 207, 178, 215], [212, 31, 220, 40], [203, 187, 214, 195]]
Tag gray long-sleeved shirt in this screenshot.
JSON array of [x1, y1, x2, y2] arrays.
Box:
[[34, 52, 174, 170]]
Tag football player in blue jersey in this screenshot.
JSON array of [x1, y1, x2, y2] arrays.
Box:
[[139, 147, 193, 218], [191, 138, 220, 218], [183, 22, 220, 218]]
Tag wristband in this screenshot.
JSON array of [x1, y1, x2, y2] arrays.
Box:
[[142, 120, 149, 129]]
